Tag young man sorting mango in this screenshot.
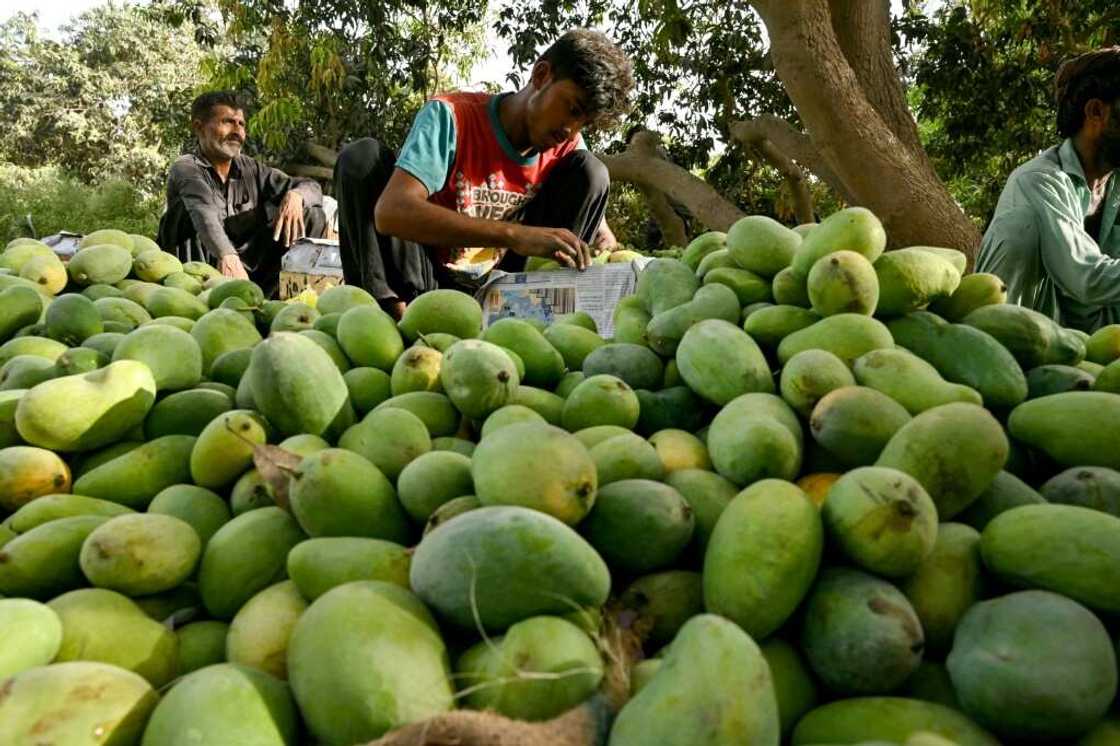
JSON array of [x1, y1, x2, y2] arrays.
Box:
[[334, 29, 634, 318]]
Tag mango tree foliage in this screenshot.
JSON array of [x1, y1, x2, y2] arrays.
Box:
[[0, 7, 212, 192]]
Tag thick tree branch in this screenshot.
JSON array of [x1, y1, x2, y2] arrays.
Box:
[[828, 0, 926, 157], [306, 142, 339, 167], [597, 131, 745, 233], [728, 116, 852, 204], [754, 139, 815, 224], [625, 131, 690, 246]]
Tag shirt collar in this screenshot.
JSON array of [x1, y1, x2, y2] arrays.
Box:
[[1058, 138, 1089, 185], [489, 93, 539, 166], [193, 149, 243, 179]]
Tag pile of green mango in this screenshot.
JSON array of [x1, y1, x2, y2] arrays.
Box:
[[1, 212, 1119, 746]]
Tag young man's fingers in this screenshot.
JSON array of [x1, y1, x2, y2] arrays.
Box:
[[553, 249, 576, 268]]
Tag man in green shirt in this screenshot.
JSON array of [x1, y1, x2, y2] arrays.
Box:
[[977, 48, 1120, 332]]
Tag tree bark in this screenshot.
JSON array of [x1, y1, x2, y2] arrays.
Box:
[[597, 131, 744, 233], [827, 0, 926, 157], [729, 123, 816, 224], [306, 142, 339, 167], [623, 131, 690, 246], [728, 116, 853, 205], [749, 0, 981, 258]]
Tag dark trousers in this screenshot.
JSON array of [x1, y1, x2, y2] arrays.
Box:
[[160, 203, 328, 300], [333, 137, 610, 303]]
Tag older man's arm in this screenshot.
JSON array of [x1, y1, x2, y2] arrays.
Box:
[[169, 161, 248, 278]]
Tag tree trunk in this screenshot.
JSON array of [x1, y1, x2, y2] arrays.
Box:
[[306, 142, 339, 167], [597, 131, 744, 233], [284, 163, 335, 180], [749, 0, 982, 259]]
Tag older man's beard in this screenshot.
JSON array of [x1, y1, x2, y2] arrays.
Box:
[[201, 132, 243, 161]]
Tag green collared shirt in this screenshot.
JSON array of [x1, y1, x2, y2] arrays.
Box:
[[976, 138, 1120, 332]]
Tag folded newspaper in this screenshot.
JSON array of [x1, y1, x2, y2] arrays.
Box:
[[476, 257, 653, 338]]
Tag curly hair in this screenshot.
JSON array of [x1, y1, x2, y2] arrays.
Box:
[[1055, 47, 1120, 137], [190, 90, 245, 125], [540, 29, 634, 130]]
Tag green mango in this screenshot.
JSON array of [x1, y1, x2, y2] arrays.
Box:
[[338, 406, 430, 482], [876, 402, 1008, 519], [343, 366, 392, 414], [269, 301, 319, 333], [396, 450, 473, 522], [510, 385, 566, 425], [704, 266, 772, 306], [928, 272, 1007, 321], [226, 580, 306, 680], [778, 313, 894, 366], [93, 296, 152, 330], [677, 319, 773, 405], [901, 522, 984, 656], [0, 239, 55, 271], [68, 244, 133, 286], [1039, 465, 1120, 516], [79, 513, 200, 596], [143, 388, 232, 439], [288, 581, 453, 744], [198, 507, 306, 620], [439, 339, 519, 420], [49, 587, 179, 687], [635, 257, 699, 315], [206, 278, 264, 309], [682, 230, 728, 271], [289, 447, 411, 542], [888, 311, 1028, 408], [209, 347, 253, 388], [0, 286, 44, 342], [397, 288, 482, 341], [190, 308, 262, 374], [479, 404, 544, 439], [619, 570, 703, 646], [82, 283, 125, 301], [132, 248, 182, 282], [1007, 391, 1120, 469], [473, 422, 597, 525], [854, 347, 983, 414], [958, 470, 1046, 531], [140, 662, 298, 746], [760, 638, 818, 739], [145, 286, 209, 319], [696, 248, 739, 279], [609, 614, 780, 746], [0, 598, 63, 678], [287, 537, 411, 600], [15, 360, 156, 452], [336, 304, 404, 371], [823, 466, 938, 578], [611, 294, 652, 346], [792, 206, 887, 278], [726, 214, 800, 277], [112, 325, 203, 392], [410, 505, 610, 631], [708, 392, 803, 485], [162, 270, 203, 294], [582, 342, 665, 390], [316, 284, 376, 315], [0, 661, 157, 745], [962, 304, 1085, 368], [248, 332, 354, 439], [81, 229, 134, 253], [4, 494, 132, 533], [148, 484, 230, 549], [80, 331, 126, 359], [1026, 363, 1095, 397], [872, 248, 961, 317], [792, 698, 999, 745], [947, 590, 1117, 740], [189, 409, 267, 490], [375, 391, 461, 437], [801, 567, 924, 695], [635, 386, 707, 435], [54, 347, 107, 377], [482, 318, 566, 388], [981, 504, 1120, 614], [663, 468, 737, 554], [457, 615, 602, 721], [0, 355, 56, 390], [810, 386, 911, 467], [743, 305, 821, 348], [46, 293, 104, 345], [780, 348, 856, 417], [646, 282, 740, 356], [580, 479, 694, 574], [561, 373, 640, 431], [389, 345, 442, 395], [771, 265, 811, 306], [808, 250, 880, 316], [542, 322, 606, 370], [0, 335, 66, 366], [703, 479, 821, 638]]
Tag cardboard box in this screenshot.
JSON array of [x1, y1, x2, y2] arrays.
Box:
[[279, 238, 344, 299]]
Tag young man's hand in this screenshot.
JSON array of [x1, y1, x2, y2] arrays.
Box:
[[513, 225, 592, 269], [219, 253, 250, 279], [273, 191, 305, 248]]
